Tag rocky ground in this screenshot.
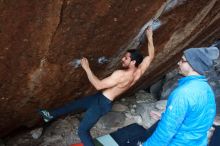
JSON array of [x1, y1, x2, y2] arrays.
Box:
[[1, 53, 220, 146], [2, 88, 219, 146], [1, 90, 166, 146]]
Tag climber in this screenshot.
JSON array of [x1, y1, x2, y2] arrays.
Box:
[[143, 44, 220, 146], [38, 27, 155, 146]]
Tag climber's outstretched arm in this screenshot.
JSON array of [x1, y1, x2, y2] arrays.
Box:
[[138, 27, 155, 75]]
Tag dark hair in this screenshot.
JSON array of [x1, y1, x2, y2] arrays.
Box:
[[127, 49, 144, 67]]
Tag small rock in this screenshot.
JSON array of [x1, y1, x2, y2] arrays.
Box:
[[30, 128, 43, 139], [97, 112, 126, 129], [214, 115, 220, 126], [121, 98, 126, 102], [130, 108, 136, 114], [112, 103, 129, 112], [133, 104, 137, 108], [209, 81, 216, 87], [155, 100, 167, 110], [41, 117, 80, 145], [40, 135, 64, 146], [125, 112, 133, 119], [135, 90, 156, 103], [133, 115, 143, 124]]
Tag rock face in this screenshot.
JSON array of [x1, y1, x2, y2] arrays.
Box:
[[0, 0, 220, 137]]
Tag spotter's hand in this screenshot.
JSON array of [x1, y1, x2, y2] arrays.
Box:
[[81, 57, 90, 71], [145, 26, 153, 39], [150, 110, 161, 120]]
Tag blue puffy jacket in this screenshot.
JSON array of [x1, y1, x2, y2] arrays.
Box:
[[143, 75, 216, 146]]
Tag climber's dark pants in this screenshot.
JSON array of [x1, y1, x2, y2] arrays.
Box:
[[50, 92, 112, 146], [209, 125, 220, 146]]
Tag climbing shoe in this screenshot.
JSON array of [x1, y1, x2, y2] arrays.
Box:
[[38, 109, 53, 122]]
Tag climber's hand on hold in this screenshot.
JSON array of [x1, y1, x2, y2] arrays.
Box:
[[81, 57, 90, 71], [145, 26, 153, 40]]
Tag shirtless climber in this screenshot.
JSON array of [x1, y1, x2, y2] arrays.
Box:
[[39, 27, 155, 146]]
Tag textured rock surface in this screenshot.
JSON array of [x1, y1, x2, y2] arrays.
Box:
[[0, 0, 220, 137], [3, 90, 218, 145], [4, 90, 163, 146]]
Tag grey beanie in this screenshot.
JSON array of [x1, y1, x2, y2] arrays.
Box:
[[184, 47, 219, 75]]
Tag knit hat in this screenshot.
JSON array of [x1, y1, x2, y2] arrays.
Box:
[[184, 47, 219, 75]]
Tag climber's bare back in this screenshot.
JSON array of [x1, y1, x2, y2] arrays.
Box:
[[102, 68, 142, 101]]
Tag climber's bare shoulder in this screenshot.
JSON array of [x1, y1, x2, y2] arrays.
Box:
[[102, 69, 141, 101]]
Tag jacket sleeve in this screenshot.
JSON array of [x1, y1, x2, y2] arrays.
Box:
[[143, 89, 188, 146]]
